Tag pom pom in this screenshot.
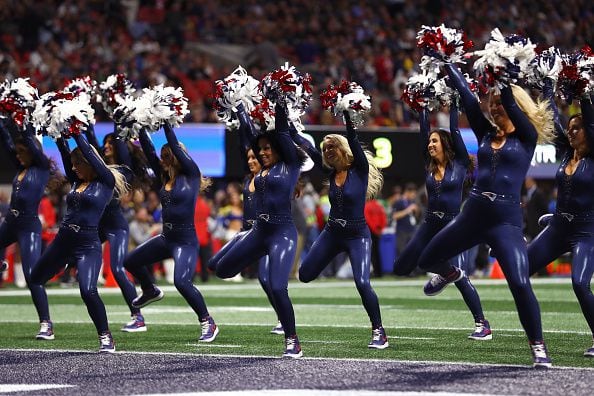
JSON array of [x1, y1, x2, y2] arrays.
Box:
[[32, 91, 95, 139], [558, 46, 594, 103], [250, 98, 275, 132], [401, 73, 438, 112], [416, 24, 473, 67], [97, 74, 135, 116], [472, 28, 536, 89], [320, 81, 371, 126], [261, 62, 312, 117], [0, 78, 39, 128], [64, 76, 97, 98], [524, 47, 562, 89], [213, 65, 262, 125]]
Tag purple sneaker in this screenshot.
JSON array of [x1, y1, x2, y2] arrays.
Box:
[[99, 331, 116, 353], [131, 287, 164, 308], [468, 319, 492, 340], [368, 326, 389, 349], [424, 268, 465, 296], [530, 341, 552, 368], [270, 321, 284, 335], [283, 335, 303, 358], [121, 314, 147, 333], [584, 342, 594, 357], [36, 320, 55, 340], [199, 316, 219, 342]]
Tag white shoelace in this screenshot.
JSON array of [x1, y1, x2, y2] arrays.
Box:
[[201, 320, 211, 335], [39, 322, 51, 333], [372, 329, 383, 341], [473, 322, 484, 333], [430, 275, 445, 286], [531, 344, 548, 359], [126, 316, 139, 326], [285, 337, 296, 350], [99, 334, 112, 347]]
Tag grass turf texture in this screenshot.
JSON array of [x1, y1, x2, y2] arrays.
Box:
[[0, 278, 592, 368]]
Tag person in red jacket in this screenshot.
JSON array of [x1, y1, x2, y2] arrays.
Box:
[[194, 194, 213, 282], [364, 198, 387, 277]]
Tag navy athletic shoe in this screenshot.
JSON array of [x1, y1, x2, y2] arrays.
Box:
[[270, 321, 284, 335], [99, 331, 115, 353], [424, 269, 465, 296], [283, 335, 303, 358], [36, 320, 54, 340], [199, 316, 219, 342], [0, 260, 8, 272], [131, 287, 164, 308], [368, 326, 389, 349], [468, 319, 492, 340], [530, 341, 552, 368], [584, 343, 594, 357], [121, 314, 147, 332]]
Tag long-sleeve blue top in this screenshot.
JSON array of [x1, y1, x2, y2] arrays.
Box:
[[421, 106, 470, 214], [553, 93, 594, 214], [446, 64, 538, 198], [85, 125, 133, 230], [0, 122, 49, 218], [139, 124, 201, 226], [236, 110, 259, 230], [57, 133, 115, 227], [237, 103, 301, 220]]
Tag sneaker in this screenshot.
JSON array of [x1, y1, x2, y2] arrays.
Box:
[[468, 319, 493, 340], [530, 341, 552, 368], [131, 287, 164, 308], [121, 314, 147, 333], [0, 260, 8, 272], [270, 321, 284, 335], [199, 316, 219, 342], [36, 320, 55, 340], [584, 343, 594, 357], [368, 326, 389, 349], [424, 269, 465, 296], [99, 331, 116, 353], [282, 335, 303, 358]]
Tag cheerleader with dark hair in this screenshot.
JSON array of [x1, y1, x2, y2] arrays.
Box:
[[124, 123, 219, 343], [394, 104, 491, 340], [31, 131, 129, 352], [209, 102, 305, 358], [0, 119, 57, 340]]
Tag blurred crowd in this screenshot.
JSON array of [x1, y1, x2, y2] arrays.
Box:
[[1, 0, 591, 127]]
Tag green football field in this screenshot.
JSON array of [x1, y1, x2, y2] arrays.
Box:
[[0, 277, 592, 368]]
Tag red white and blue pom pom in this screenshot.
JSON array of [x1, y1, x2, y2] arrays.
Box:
[[401, 72, 438, 112], [0, 78, 39, 128], [320, 81, 371, 126], [32, 91, 95, 139], [416, 24, 473, 68], [524, 47, 562, 90], [97, 74, 135, 116], [112, 94, 144, 139], [214, 65, 262, 125], [250, 98, 275, 132], [64, 76, 97, 98], [558, 46, 594, 103], [261, 63, 312, 116], [472, 28, 536, 89], [148, 85, 190, 128]]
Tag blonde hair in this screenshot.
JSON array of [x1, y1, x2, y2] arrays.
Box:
[[162, 143, 211, 193], [73, 145, 130, 199], [510, 84, 555, 145], [322, 134, 384, 200]]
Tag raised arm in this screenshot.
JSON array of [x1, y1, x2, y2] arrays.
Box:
[[73, 133, 115, 187], [343, 111, 369, 174], [138, 128, 162, 187], [289, 123, 323, 169], [22, 124, 50, 169], [445, 63, 495, 141], [56, 136, 76, 183], [500, 85, 537, 144], [581, 94, 594, 155], [0, 119, 19, 168], [83, 123, 101, 152], [235, 103, 261, 163], [163, 123, 200, 178], [419, 108, 430, 165], [273, 102, 300, 166], [449, 103, 470, 167], [112, 134, 134, 183]]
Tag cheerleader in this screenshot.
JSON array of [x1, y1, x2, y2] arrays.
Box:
[[124, 124, 219, 343]]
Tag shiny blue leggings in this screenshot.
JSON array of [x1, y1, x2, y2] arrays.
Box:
[[417, 196, 544, 342], [210, 221, 297, 336], [31, 227, 108, 333], [209, 231, 279, 317], [528, 217, 594, 335], [395, 218, 485, 322], [100, 228, 139, 315], [299, 227, 382, 328], [124, 231, 209, 320], [0, 218, 49, 321]]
